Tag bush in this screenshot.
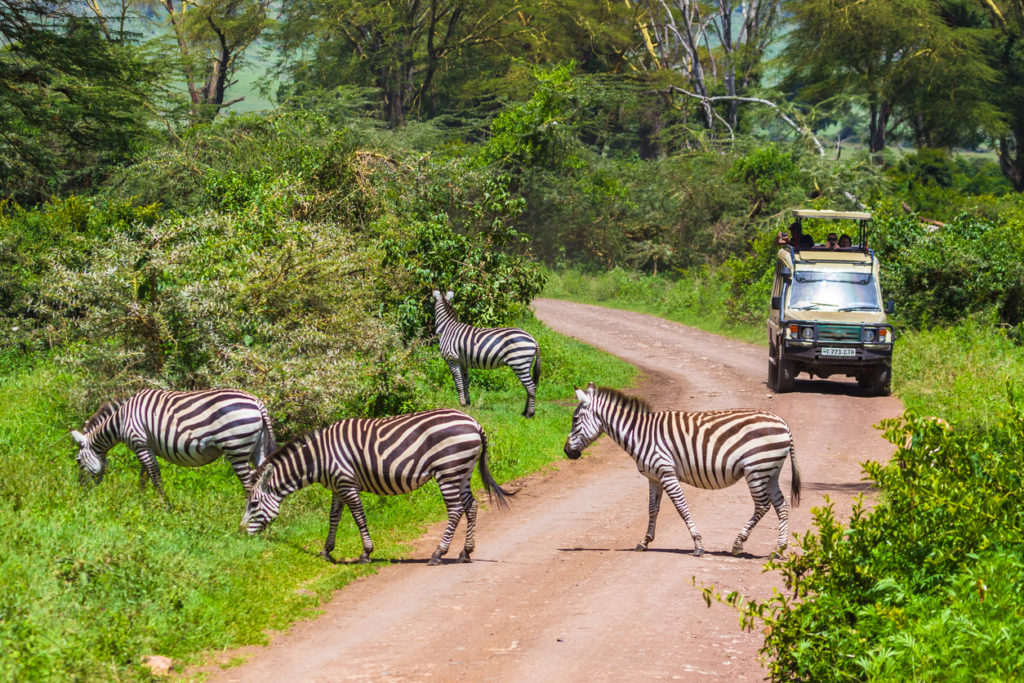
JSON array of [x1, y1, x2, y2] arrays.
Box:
[[34, 213, 419, 436], [727, 403, 1024, 681]]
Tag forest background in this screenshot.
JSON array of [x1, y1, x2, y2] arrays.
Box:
[[3, 0, 1024, 680]]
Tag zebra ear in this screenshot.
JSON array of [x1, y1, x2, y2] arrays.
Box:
[[574, 387, 589, 404], [444, 290, 454, 302], [586, 382, 596, 393], [71, 430, 86, 446]]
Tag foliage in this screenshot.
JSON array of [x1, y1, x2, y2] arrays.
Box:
[[0, 1, 166, 204], [727, 144, 807, 216], [870, 199, 1024, 328], [379, 175, 546, 337], [721, 400, 1024, 681]]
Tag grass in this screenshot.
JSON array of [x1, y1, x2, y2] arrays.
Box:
[[0, 316, 634, 682], [893, 317, 1024, 429], [543, 266, 764, 344]]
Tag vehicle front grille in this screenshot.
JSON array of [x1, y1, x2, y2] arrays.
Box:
[[816, 324, 860, 342]]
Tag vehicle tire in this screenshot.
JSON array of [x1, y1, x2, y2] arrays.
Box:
[[768, 343, 779, 390], [775, 344, 796, 393], [872, 364, 892, 396]]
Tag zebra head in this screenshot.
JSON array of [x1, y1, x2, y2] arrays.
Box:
[[70, 429, 105, 477], [564, 383, 603, 460], [242, 469, 282, 535], [72, 398, 122, 478]]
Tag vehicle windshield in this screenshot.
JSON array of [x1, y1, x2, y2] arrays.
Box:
[[788, 271, 881, 311]]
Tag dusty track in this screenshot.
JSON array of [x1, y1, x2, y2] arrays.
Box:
[[201, 298, 901, 682]]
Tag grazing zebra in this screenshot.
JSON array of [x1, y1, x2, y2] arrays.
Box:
[[242, 408, 512, 565], [563, 383, 801, 557], [71, 388, 277, 499], [432, 289, 541, 418]]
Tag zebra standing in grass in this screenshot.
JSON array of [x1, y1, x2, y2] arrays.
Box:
[[563, 383, 801, 557], [432, 289, 541, 418], [242, 408, 512, 565], [71, 388, 277, 500]]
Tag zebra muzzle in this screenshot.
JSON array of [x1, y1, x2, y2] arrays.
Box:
[[564, 444, 582, 460]]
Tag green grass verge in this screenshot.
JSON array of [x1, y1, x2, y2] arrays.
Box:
[[893, 316, 1024, 428], [0, 317, 634, 682], [543, 266, 764, 344]]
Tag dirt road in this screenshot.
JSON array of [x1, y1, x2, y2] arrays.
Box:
[[203, 299, 902, 682]]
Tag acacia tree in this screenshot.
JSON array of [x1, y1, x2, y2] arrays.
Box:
[[152, 0, 272, 121], [632, 0, 785, 129], [978, 0, 1024, 190], [275, 0, 523, 125], [0, 0, 163, 202], [783, 0, 997, 155]]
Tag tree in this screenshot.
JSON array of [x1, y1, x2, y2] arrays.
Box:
[[0, 0, 164, 203], [978, 0, 1024, 190], [783, 0, 998, 155], [633, 0, 786, 130], [152, 0, 272, 121], [275, 0, 523, 126]]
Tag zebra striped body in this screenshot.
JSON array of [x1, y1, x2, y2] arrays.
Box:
[[432, 289, 541, 418], [71, 388, 277, 499], [243, 408, 512, 565], [563, 383, 800, 557]]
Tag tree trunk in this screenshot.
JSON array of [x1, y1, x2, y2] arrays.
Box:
[[999, 136, 1024, 191]]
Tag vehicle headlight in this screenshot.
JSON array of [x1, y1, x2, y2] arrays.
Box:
[[863, 329, 876, 342], [800, 327, 814, 340]]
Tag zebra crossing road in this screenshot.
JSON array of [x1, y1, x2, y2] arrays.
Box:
[[201, 298, 902, 682]]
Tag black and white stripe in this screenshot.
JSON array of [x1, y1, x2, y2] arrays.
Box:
[[563, 383, 801, 557], [432, 289, 541, 418], [71, 388, 277, 499], [242, 408, 512, 565]]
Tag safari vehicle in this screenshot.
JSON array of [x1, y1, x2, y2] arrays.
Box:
[[768, 209, 895, 395]]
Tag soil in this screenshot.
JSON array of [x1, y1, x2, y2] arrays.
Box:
[[198, 298, 902, 682]]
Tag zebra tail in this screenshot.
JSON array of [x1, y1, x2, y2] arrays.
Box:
[[532, 349, 541, 385], [477, 429, 514, 509], [789, 440, 801, 508]]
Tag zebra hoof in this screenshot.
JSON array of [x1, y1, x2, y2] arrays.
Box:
[[692, 547, 705, 558], [428, 554, 442, 566], [357, 553, 371, 564], [731, 544, 744, 556], [457, 550, 472, 563], [319, 550, 338, 564], [634, 543, 648, 552]]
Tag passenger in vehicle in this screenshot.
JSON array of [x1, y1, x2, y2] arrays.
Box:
[[825, 232, 839, 249], [799, 232, 814, 250], [839, 234, 852, 248]]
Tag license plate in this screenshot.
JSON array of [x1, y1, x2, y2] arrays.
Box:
[[821, 346, 856, 357]]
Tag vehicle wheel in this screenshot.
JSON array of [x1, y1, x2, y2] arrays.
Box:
[[857, 373, 872, 390], [768, 343, 779, 389], [774, 344, 796, 393], [872, 364, 892, 396]]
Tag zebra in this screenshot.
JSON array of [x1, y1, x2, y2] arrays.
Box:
[[563, 383, 801, 557], [432, 289, 541, 418], [71, 388, 277, 500], [242, 408, 513, 565]]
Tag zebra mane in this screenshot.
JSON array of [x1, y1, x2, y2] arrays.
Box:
[[595, 386, 653, 414], [83, 398, 127, 431]]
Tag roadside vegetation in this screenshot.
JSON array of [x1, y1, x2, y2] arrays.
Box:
[[5, 0, 1024, 679]]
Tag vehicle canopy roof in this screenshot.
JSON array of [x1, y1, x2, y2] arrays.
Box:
[[777, 247, 878, 275]]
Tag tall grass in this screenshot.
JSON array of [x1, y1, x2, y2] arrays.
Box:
[[543, 266, 764, 343], [0, 317, 634, 681], [894, 316, 1024, 429]]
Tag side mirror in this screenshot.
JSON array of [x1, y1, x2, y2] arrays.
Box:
[[770, 296, 781, 311], [885, 300, 895, 314]]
